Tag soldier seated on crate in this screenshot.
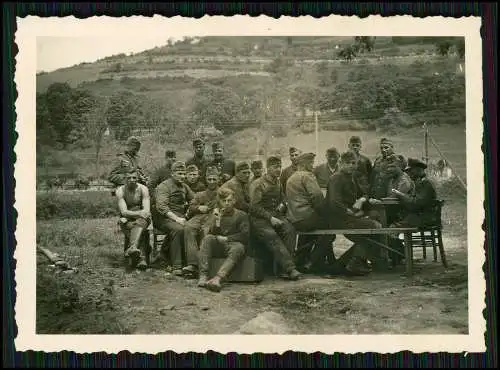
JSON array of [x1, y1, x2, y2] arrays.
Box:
[[154, 161, 195, 277], [388, 158, 439, 264], [116, 169, 152, 270], [197, 187, 249, 292], [249, 156, 302, 281], [182, 166, 221, 279], [185, 164, 207, 193]]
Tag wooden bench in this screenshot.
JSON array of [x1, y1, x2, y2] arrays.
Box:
[[295, 227, 419, 276]]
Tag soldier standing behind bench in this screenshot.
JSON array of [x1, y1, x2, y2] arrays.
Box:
[[348, 136, 372, 196], [186, 137, 209, 182], [313, 147, 340, 189], [280, 147, 301, 195], [250, 156, 302, 281], [154, 161, 195, 276], [209, 142, 236, 185], [108, 136, 149, 191], [116, 169, 151, 270], [197, 187, 249, 292]]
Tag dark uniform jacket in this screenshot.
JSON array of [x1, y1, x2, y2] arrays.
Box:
[[398, 176, 438, 226], [108, 152, 148, 187], [155, 178, 195, 218], [186, 188, 219, 219], [186, 180, 207, 193], [326, 171, 364, 220], [280, 164, 298, 195], [221, 177, 250, 213], [313, 163, 338, 189], [285, 170, 325, 224], [149, 164, 172, 192], [209, 158, 236, 184], [203, 209, 250, 245], [249, 174, 285, 222], [353, 154, 373, 196], [370, 154, 406, 199]]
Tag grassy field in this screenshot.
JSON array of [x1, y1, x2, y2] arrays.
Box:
[[36, 126, 469, 335]]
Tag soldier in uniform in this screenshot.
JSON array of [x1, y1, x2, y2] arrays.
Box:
[[250, 156, 302, 280], [182, 166, 221, 278], [209, 142, 236, 184], [186, 138, 209, 182], [286, 152, 336, 274], [250, 160, 264, 183], [116, 169, 152, 270], [108, 136, 149, 192], [313, 147, 340, 189], [326, 151, 383, 275], [149, 150, 176, 192], [390, 158, 438, 228], [280, 147, 302, 194], [370, 138, 407, 200], [220, 162, 252, 213], [154, 161, 195, 276], [348, 136, 373, 196], [197, 187, 249, 292], [389, 158, 438, 265], [185, 164, 207, 193]]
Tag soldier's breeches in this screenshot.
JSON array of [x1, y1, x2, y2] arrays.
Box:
[[154, 218, 185, 268], [184, 217, 205, 266], [198, 235, 246, 279], [251, 219, 296, 273], [120, 218, 150, 254]]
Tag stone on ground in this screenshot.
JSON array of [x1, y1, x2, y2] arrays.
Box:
[[235, 311, 292, 334]]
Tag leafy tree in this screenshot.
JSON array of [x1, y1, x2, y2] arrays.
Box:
[[436, 40, 453, 56], [106, 90, 141, 140], [455, 38, 465, 59], [192, 84, 244, 134], [44, 82, 78, 147]]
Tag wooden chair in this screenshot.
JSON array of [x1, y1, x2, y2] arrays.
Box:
[[410, 200, 448, 268]]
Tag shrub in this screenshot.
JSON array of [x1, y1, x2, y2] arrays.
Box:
[[37, 190, 118, 220]]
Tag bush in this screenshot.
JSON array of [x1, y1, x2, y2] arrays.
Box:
[[37, 191, 118, 220]]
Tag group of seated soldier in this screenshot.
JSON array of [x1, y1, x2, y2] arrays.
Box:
[[110, 134, 439, 292]]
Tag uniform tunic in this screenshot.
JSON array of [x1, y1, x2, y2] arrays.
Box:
[[198, 209, 249, 279], [250, 174, 296, 272], [280, 164, 298, 195], [220, 177, 250, 213], [313, 163, 338, 189], [108, 152, 148, 187]]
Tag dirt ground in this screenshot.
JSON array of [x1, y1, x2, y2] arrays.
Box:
[[36, 210, 468, 335]]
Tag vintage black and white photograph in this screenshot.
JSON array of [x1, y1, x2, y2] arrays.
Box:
[[15, 15, 485, 354]]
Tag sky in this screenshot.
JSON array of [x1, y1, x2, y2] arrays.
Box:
[[36, 36, 182, 73]]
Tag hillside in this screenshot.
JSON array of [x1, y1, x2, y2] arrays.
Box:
[[36, 36, 466, 184]]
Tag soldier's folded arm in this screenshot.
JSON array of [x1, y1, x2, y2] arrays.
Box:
[[155, 184, 176, 220], [401, 185, 434, 211], [226, 214, 250, 244], [116, 188, 140, 219], [249, 184, 273, 221]]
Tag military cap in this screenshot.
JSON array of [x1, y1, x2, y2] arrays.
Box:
[[251, 160, 263, 169], [205, 166, 220, 177], [212, 142, 223, 151], [165, 150, 176, 158], [349, 136, 362, 144], [186, 164, 199, 173], [236, 162, 250, 172], [266, 156, 282, 167], [340, 151, 357, 162], [405, 158, 427, 171], [297, 152, 316, 164], [171, 161, 186, 172], [289, 146, 300, 154], [126, 136, 141, 145], [193, 137, 205, 145], [326, 147, 340, 156], [380, 138, 394, 146]]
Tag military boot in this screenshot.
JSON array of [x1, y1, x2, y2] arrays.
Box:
[[205, 275, 223, 292], [197, 274, 209, 288]]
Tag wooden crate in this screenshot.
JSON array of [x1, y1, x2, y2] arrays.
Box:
[[209, 256, 265, 283]]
